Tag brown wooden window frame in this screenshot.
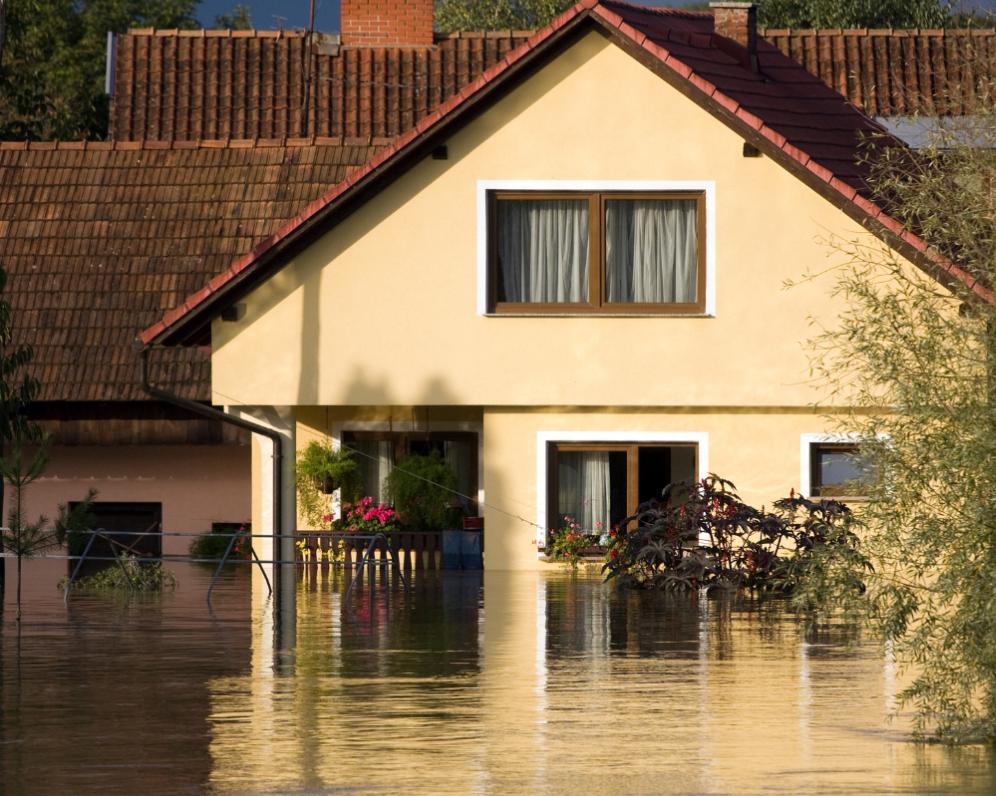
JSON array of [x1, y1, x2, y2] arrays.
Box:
[[545, 441, 699, 544], [488, 190, 708, 315], [809, 443, 872, 499]]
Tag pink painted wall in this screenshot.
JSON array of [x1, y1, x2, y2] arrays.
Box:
[[21, 445, 252, 554], [3, 444, 251, 609]]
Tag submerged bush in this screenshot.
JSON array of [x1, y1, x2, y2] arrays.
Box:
[[603, 474, 871, 601], [62, 554, 177, 592]]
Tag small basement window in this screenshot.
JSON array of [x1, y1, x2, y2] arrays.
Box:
[[809, 444, 874, 498], [489, 191, 706, 314], [66, 501, 163, 574]]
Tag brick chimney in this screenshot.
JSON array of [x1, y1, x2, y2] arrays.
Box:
[[340, 0, 434, 47], [710, 2, 758, 71]]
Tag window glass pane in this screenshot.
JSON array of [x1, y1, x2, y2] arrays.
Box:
[[638, 446, 696, 505], [814, 445, 873, 496], [557, 451, 625, 535], [496, 199, 589, 303], [604, 199, 698, 303], [443, 439, 476, 513], [351, 439, 393, 503], [410, 437, 477, 512]]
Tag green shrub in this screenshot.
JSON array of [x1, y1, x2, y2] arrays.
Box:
[[63, 554, 177, 592], [385, 452, 459, 531], [189, 523, 252, 562]]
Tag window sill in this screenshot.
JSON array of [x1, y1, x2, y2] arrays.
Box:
[[484, 311, 715, 318]]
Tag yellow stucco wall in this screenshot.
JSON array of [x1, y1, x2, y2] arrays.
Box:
[[483, 407, 847, 569], [212, 29, 901, 409]]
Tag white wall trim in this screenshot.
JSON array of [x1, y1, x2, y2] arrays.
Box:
[[798, 432, 866, 498], [476, 179, 717, 316], [535, 430, 709, 550]]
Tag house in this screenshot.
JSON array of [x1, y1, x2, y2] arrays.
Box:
[[3, 0, 990, 584], [140, 0, 983, 572]]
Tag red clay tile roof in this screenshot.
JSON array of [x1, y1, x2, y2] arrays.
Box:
[[110, 29, 532, 141], [762, 27, 996, 117], [109, 23, 996, 142], [0, 138, 387, 401], [142, 0, 989, 348]]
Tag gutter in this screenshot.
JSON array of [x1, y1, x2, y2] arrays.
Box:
[[138, 347, 284, 548]]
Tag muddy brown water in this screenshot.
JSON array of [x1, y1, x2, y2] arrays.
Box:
[[2, 562, 994, 794]]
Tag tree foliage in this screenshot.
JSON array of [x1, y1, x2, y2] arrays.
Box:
[[758, 0, 953, 28], [805, 88, 996, 741], [214, 3, 251, 30], [0, 0, 198, 141], [434, 0, 573, 32]]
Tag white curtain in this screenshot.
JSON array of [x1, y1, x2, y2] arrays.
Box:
[[497, 199, 589, 303], [558, 451, 612, 535], [444, 439, 474, 511], [605, 199, 698, 303], [353, 440, 393, 503]]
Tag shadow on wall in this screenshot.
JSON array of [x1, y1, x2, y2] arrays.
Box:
[[322, 366, 465, 409]]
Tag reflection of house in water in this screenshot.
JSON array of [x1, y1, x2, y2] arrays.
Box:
[[337, 572, 483, 679], [202, 574, 980, 793], [546, 579, 705, 657], [0, 571, 251, 792]]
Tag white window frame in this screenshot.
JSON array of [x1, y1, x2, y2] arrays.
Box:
[[799, 432, 872, 499], [477, 180, 717, 317], [535, 430, 709, 552]]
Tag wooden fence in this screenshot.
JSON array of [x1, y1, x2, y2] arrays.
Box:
[[296, 531, 444, 572]]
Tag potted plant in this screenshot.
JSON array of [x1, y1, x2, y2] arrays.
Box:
[[296, 440, 361, 526]]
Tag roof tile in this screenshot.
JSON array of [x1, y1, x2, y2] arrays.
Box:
[[0, 140, 384, 401]]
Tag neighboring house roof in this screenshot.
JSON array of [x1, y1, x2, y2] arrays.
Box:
[[142, 0, 988, 348], [108, 24, 995, 143], [110, 28, 531, 141], [0, 137, 386, 401], [762, 27, 996, 117]]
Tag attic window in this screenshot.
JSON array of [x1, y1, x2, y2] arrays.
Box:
[[488, 191, 706, 314]]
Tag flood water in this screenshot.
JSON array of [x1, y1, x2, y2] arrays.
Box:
[[2, 562, 995, 795]]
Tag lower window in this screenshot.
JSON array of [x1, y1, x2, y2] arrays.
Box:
[[547, 442, 697, 543], [809, 443, 873, 498], [66, 501, 163, 573], [342, 431, 478, 512]]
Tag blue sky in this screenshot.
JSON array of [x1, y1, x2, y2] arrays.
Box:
[[198, 0, 995, 30]]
